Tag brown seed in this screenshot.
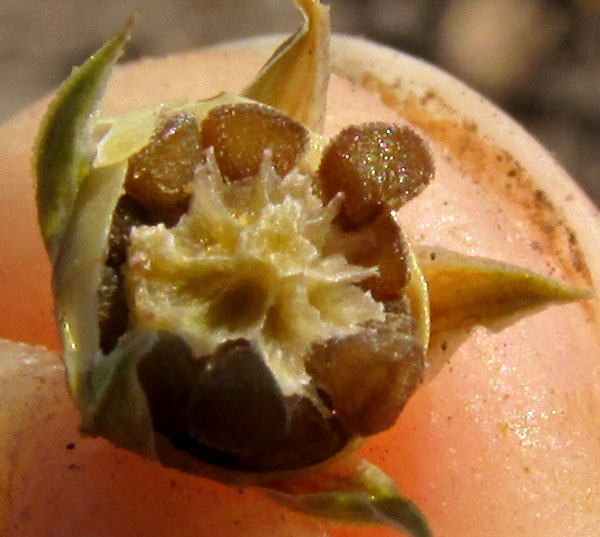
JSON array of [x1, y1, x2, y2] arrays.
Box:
[[137, 334, 349, 472], [125, 113, 202, 225], [319, 123, 434, 229], [99, 195, 150, 353], [200, 103, 308, 182], [105, 195, 150, 267], [98, 265, 128, 354], [308, 314, 424, 437], [339, 210, 411, 301]]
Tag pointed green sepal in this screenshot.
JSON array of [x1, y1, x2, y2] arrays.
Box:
[[80, 330, 159, 459], [414, 245, 591, 335], [405, 244, 431, 351], [52, 161, 128, 401], [35, 19, 132, 262], [243, 0, 330, 133], [268, 457, 432, 537]]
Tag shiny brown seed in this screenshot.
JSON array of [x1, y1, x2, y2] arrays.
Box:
[[125, 113, 202, 225], [99, 195, 150, 353], [339, 210, 411, 301], [308, 314, 424, 437], [200, 103, 308, 182], [98, 265, 128, 354], [319, 123, 434, 229], [137, 334, 349, 472]]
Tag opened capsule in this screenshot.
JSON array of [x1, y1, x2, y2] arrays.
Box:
[[34, 3, 588, 536], [91, 98, 429, 472]]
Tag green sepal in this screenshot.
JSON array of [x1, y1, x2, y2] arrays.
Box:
[[415, 245, 591, 335], [53, 162, 127, 402], [268, 457, 432, 537], [80, 330, 159, 459], [35, 19, 132, 262], [92, 94, 250, 169], [243, 0, 330, 133]]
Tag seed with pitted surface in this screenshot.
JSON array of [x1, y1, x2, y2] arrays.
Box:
[[98, 195, 150, 353], [308, 312, 423, 436], [201, 103, 309, 182], [125, 113, 202, 226], [334, 211, 411, 301], [319, 123, 435, 229]]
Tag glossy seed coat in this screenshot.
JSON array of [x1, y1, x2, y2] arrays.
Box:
[[308, 313, 423, 436], [338, 211, 411, 301], [125, 113, 202, 226], [201, 103, 308, 182], [319, 123, 434, 229]]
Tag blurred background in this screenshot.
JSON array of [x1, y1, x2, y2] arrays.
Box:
[[1, 0, 599, 201]]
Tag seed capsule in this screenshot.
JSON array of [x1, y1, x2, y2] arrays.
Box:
[[319, 123, 435, 229], [34, 1, 587, 534]]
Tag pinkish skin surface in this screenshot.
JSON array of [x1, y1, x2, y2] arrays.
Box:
[[0, 37, 599, 537]]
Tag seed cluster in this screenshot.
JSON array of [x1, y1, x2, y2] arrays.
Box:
[[98, 102, 433, 471]]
